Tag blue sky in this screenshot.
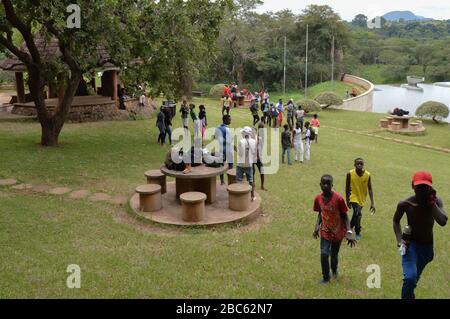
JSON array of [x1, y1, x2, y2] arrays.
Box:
[[256, 0, 450, 21]]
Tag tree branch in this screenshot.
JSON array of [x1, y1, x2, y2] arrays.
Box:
[[1, 0, 41, 64]]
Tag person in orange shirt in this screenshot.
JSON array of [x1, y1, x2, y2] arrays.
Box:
[[310, 114, 320, 144]]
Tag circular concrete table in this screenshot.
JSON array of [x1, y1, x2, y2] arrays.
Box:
[[160, 165, 227, 204], [391, 115, 413, 129]]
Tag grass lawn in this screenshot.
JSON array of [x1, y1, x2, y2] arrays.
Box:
[[0, 95, 449, 298]]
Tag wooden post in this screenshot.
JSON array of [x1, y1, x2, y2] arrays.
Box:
[[15, 72, 25, 103], [111, 70, 118, 100]]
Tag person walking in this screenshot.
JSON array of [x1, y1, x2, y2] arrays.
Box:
[[292, 122, 304, 163], [236, 126, 257, 201], [253, 122, 267, 191], [216, 115, 234, 185], [156, 106, 166, 145], [313, 175, 356, 284], [345, 158, 376, 241], [281, 124, 292, 165], [393, 171, 447, 299]]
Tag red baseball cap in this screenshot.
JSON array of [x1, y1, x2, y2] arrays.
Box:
[[412, 171, 433, 187]]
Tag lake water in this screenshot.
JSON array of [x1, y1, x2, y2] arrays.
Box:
[[373, 84, 450, 123]]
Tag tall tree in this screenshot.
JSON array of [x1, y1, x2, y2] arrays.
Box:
[[0, 0, 134, 146], [351, 14, 368, 28]]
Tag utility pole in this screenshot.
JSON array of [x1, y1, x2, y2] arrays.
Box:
[[331, 35, 335, 84], [305, 24, 309, 99], [283, 35, 287, 96]]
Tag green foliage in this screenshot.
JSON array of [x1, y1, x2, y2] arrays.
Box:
[[209, 83, 226, 97], [314, 91, 343, 107], [416, 101, 449, 121], [296, 99, 321, 113]]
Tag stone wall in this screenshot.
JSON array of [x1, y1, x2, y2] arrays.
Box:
[[12, 102, 129, 123], [337, 74, 374, 112]]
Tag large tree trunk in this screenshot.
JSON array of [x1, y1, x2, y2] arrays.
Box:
[[27, 67, 81, 146]]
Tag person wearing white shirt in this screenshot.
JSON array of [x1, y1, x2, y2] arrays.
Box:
[[293, 122, 304, 163], [216, 115, 234, 185], [237, 126, 257, 201]]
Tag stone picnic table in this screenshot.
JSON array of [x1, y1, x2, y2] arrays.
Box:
[[160, 165, 227, 204], [390, 115, 414, 129]]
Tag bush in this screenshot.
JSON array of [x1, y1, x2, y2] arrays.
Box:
[[296, 99, 322, 113], [314, 92, 343, 109], [416, 101, 449, 123], [209, 84, 226, 97]]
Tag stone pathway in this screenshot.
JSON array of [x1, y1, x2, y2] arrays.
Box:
[[324, 126, 450, 154], [0, 178, 129, 207]]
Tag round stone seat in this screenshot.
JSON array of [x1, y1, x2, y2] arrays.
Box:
[[145, 170, 167, 194], [379, 119, 389, 128], [227, 168, 237, 185], [409, 122, 419, 131], [227, 183, 252, 211], [390, 121, 401, 131], [180, 192, 207, 222], [386, 116, 394, 125], [135, 184, 162, 212]]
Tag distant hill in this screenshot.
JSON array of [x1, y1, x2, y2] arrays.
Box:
[[383, 11, 431, 21]]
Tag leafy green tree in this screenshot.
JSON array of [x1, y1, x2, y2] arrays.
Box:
[[0, 0, 136, 146], [296, 99, 321, 113], [351, 14, 368, 28], [314, 91, 343, 109], [416, 101, 449, 123]]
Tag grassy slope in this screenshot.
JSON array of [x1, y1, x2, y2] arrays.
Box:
[[0, 95, 449, 299]]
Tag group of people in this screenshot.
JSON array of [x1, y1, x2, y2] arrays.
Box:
[[155, 88, 447, 299], [156, 99, 208, 147]]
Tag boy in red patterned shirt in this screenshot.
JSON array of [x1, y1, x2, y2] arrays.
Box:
[[313, 174, 357, 284]]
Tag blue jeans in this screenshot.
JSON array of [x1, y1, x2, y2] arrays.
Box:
[[165, 125, 172, 145], [320, 237, 342, 281], [401, 241, 434, 299], [282, 146, 291, 164], [236, 166, 253, 183]]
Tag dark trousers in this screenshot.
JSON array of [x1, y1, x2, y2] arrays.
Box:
[[401, 241, 434, 299], [165, 125, 172, 145], [350, 202, 363, 235], [157, 127, 165, 144], [320, 237, 342, 281], [220, 163, 234, 184], [253, 114, 260, 126], [287, 116, 294, 130]]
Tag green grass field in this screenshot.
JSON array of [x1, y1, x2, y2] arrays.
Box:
[[0, 94, 449, 298]]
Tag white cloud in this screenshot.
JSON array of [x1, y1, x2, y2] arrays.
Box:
[[255, 0, 450, 21]]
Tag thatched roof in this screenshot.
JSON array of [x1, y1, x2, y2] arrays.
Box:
[[0, 36, 120, 72]]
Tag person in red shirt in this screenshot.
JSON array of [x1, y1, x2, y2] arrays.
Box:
[[313, 174, 356, 284]]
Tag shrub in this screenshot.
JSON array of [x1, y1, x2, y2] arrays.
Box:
[[296, 99, 322, 113], [416, 101, 449, 123], [209, 84, 226, 97], [314, 92, 343, 109]]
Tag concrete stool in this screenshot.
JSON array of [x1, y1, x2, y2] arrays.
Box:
[[409, 123, 419, 131], [379, 119, 389, 128], [180, 192, 207, 222], [415, 120, 423, 127], [390, 122, 401, 131], [227, 168, 237, 185], [135, 184, 162, 212], [227, 183, 252, 211], [386, 116, 394, 125], [145, 170, 167, 194]]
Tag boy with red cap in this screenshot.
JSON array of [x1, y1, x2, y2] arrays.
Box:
[[393, 171, 447, 299]]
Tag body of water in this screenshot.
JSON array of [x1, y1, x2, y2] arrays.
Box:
[[373, 84, 450, 123]]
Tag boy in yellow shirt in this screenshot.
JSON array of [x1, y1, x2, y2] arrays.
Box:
[[345, 158, 376, 240]]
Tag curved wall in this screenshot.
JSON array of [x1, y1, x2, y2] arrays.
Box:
[[338, 74, 374, 112]]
